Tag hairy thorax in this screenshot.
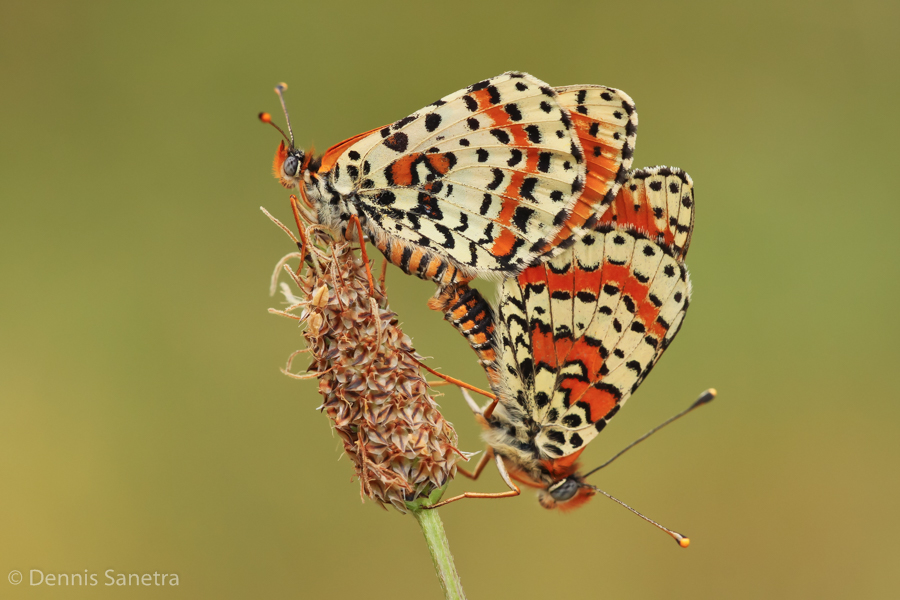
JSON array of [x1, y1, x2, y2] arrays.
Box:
[[306, 173, 353, 232]]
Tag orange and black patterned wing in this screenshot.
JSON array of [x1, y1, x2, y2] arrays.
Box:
[[549, 85, 638, 251], [599, 166, 694, 259], [327, 72, 589, 276], [494, 167, 695, 459]]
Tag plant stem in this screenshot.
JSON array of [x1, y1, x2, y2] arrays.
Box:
[[411, 507, 466, 600]]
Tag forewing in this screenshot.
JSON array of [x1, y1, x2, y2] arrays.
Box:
[[525, 227, 691, 459], [328, 72, 586, 274]]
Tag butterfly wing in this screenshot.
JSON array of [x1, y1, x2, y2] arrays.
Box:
[[598, 166, 694, 259], [326, 72, 588, 274], [494, 167, 694, 459], [548, 85, 638, 250]]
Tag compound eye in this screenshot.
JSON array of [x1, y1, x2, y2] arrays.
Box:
[[283, 155, 299, 177], [549, 478, 580, 502]]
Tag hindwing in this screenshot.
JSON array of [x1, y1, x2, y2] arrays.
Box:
[[599, 166, 694, 259], [547, 85, 638, 250]]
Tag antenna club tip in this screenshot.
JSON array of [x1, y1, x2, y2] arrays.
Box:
[[275, 82, 288, 93], [692, 388, 717, 407], [676, 535, 690, 548], [259, 112, 272, 123]]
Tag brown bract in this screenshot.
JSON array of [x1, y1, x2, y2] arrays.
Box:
[[269, 219, 469, 512]]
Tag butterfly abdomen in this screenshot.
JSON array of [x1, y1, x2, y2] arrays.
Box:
[[374, 235, 471, 287], [429, 283, 500, 385]]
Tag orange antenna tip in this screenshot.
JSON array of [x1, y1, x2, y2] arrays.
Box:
[[259, 112, 272, 123], [677, 535, 690, 548]]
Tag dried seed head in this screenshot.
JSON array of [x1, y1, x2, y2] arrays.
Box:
[[270, 219, 470, 512]]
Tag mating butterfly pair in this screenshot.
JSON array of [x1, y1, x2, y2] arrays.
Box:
[[265, 72, 707, 543]]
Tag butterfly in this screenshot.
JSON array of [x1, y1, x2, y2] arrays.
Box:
[[431, 166, 701, 521], [264, 72, 637, 287]]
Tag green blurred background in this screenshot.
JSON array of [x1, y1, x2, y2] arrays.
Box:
[[2, 0, 898, 598]]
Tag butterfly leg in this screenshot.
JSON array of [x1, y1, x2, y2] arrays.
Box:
[[456, 447, 493, 480], [346, 214, 377, 296], [456, 388, 500, 421], [423, 453, 520, 510], [413, 357, 496, 401], [287, 195, 310, 271]]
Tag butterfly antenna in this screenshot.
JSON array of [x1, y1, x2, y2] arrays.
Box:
[[273, 82, 295, 147], [258, 112, 291, 145], [583, 483, 691, 548], [582, 388, 716, 479]]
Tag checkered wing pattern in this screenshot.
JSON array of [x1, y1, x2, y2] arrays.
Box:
[[327, 72, 588, 275], [599, 166, 694, 259], [547, 85, 638, 250], [494, 167, 695, 460]]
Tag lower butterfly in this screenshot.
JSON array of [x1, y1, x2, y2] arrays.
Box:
[[429, 166, 714, 547], [261, 72, 637, 288]]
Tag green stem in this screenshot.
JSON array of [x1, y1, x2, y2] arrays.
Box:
[[411, 507, 466, 600]]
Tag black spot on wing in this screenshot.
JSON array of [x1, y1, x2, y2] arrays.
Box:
[[537, 152, 551, 173], [433, 222, 455, 249], [505, 103, 522, 121], [424, 113, 442, 132], [479, 194, 492, 216], [375, 190, 396, 206], [562, 414, 582, 428], [383, 132, 409, 153], [546, 430, 566, 445], [519, 177, 538, 201], [410, 193, 443, 220], [392, 115, 415, 130], [487, 168, 504, 191], [490, 129, 511, 144], [512, 206, 535, 232]]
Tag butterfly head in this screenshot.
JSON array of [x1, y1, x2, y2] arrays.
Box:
[[538, 475, 596, 511], [272, 139, 306, 189]]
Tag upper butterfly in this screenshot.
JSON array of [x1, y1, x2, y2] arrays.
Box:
[[265, 72, 637, 286]]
